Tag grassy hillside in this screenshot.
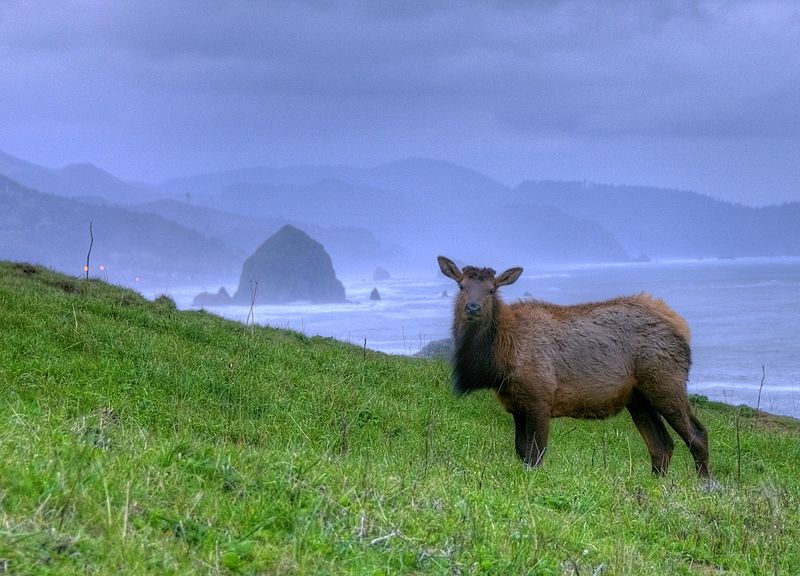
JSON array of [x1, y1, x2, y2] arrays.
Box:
[[1, 261, 799, 575]]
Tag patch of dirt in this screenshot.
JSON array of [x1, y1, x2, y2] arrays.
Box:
[[746, 410, 800, 434], [47, 279, 82, 293]]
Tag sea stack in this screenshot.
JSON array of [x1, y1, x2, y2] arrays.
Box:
[[232, 225, 346, 304]]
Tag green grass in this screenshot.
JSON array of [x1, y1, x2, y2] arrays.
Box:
[[1, 261, 799, 575]]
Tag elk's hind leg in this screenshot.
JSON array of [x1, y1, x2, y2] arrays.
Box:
[[649, 396, 710, 477], [627, 390, 675, 475], [687, 413, 710, 477]]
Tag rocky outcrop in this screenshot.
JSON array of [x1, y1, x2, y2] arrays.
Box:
[[192, 286, 232, 307], [232, 225, 345, 304], [414, 338, 453, 360]]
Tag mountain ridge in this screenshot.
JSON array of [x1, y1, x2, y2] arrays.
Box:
[[3, 148, 799, 283]]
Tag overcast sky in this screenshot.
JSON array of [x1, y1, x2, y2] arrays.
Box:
[[2, 1, 799, 205]]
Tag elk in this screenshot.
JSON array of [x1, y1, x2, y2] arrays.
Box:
[[438, 256, 709, 477]]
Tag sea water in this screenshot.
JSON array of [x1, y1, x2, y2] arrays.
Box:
[[161, 258, 800, 419]]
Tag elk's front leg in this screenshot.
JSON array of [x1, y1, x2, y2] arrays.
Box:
[[512, 409, 549, 467]]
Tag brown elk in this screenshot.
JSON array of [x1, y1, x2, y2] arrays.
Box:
[[438, 256, 709, 477]]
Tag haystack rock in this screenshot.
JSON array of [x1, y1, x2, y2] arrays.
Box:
[[232, 225, 346, 304]]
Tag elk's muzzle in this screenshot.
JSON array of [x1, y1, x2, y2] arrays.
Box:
[[465, 302, 482, 318]]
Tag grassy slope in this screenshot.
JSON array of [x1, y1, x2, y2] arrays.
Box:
[[1, 261, 799, 575]]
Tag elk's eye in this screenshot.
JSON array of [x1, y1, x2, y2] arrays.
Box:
[[458, 283, 464, 291], [489, 288, 496, 295]]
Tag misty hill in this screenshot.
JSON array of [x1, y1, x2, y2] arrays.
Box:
[[0, 150, 156, 205], [158, 157, 507, 202], [352, 157, 509, 201], [455, 203, 629, 264], [513, 181, 800, 258], [0, 150, 46, 178], [130, 199, 395, 273], [163, 160, 629, 267], [129, 199, 287, 255], [212, 179, 628, 266], [162, 156, 800, 265], [0, 175, 238, 283], [205, 178, 419, 251], [159, 164, 361, 197]]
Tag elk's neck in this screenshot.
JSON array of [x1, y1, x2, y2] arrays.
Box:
[[451, 301, 509, 395]]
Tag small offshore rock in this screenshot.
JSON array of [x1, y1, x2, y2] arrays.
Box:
[[193, 286, 232, 307], [373, 266, 391, 281]]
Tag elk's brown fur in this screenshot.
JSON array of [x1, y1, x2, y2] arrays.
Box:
[[438, 256, 709, 477]]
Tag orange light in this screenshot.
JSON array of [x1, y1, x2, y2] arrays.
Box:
[[83, 265, 89, 273]]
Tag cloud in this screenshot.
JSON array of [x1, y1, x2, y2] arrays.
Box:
[[4, 1, 798, 133], [1, 0, 799, 202]]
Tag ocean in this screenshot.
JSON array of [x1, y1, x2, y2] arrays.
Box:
[[161, 257, 800, 419]]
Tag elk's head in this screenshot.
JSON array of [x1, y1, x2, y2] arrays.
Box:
[[438, 256, 522, 323]]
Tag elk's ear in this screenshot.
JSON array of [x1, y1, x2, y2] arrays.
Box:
[[437, 256, 462, 281], [495, 267, 523, 287]]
